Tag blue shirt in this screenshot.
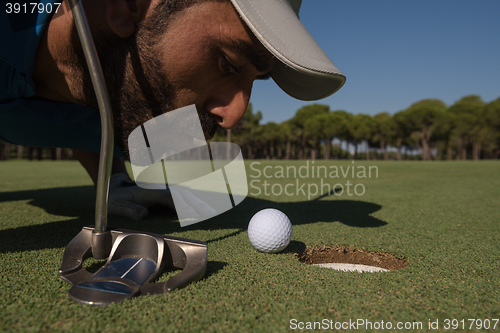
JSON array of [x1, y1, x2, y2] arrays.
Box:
[[0, 2, 123, 156]]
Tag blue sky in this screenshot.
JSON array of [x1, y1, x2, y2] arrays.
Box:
[[250, 1, 500, 124]]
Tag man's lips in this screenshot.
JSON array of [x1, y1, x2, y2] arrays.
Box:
[[212, 114, 223, 125]]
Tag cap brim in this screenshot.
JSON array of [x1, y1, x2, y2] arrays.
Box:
[[229, 0, 346, 101]]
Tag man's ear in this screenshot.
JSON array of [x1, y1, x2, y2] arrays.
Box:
[[105, 0, 151, 38]]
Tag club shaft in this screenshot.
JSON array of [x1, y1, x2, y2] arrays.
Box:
[[69, 0, 114, 233]]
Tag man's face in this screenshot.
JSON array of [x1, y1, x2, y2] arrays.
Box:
[[156, 1, 275, 131], [79, 0, 275, 158]]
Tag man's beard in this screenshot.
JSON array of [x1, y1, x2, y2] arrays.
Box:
[[72, 21, 218, 160]]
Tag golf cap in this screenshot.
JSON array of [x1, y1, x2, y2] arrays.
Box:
[[229, 0, 346, 101]]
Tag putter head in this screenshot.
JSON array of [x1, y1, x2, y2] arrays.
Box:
[[59, 226, 208, 305]]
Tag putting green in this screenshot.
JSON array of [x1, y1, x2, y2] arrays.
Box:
[[1, 160, 499, 332]]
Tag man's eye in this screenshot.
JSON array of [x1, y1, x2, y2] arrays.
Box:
[[220, 56, 239, 75]]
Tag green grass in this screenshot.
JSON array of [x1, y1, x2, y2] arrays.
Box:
[[1, 159, 499, 332]]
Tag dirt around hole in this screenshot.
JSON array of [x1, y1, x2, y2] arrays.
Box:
[[297, 245, 408, 271]]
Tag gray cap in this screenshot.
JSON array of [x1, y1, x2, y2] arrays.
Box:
[[229, 0, 346, 101]]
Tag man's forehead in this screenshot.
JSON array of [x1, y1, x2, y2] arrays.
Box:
[[197, 0, 276, 74], [146, 0, 275, 75], [221, 2, 276, 72]]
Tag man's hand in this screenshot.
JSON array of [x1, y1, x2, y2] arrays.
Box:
[[108, 173, 215, 221]]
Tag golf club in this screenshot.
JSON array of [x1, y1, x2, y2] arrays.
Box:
[[59, 0, 208, 305]]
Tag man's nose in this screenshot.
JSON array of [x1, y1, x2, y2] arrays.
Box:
[[205, 81, 253, 129]]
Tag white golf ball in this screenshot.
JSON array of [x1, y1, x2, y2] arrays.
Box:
[[248, 209, 292, 253]]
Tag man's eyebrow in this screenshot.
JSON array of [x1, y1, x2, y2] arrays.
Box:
[[220, 37, 274, 78]]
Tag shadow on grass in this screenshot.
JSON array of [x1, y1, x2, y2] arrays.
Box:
[[281, 240, 307, 254], [203, 261, 228, 280], [0, 185, 386, 254]]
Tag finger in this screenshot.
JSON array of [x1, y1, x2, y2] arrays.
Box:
[[108, 199, 148, 221], [109, 173, 133, 189], [135, 187, 175, 210]]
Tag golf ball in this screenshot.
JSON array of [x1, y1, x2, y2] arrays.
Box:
[[248, 209, 292, 253]]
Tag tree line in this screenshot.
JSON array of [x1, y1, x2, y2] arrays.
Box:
[[0, 145, 74, 161], [213, 95, 500, 161], [1, 94, 498, 161]]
